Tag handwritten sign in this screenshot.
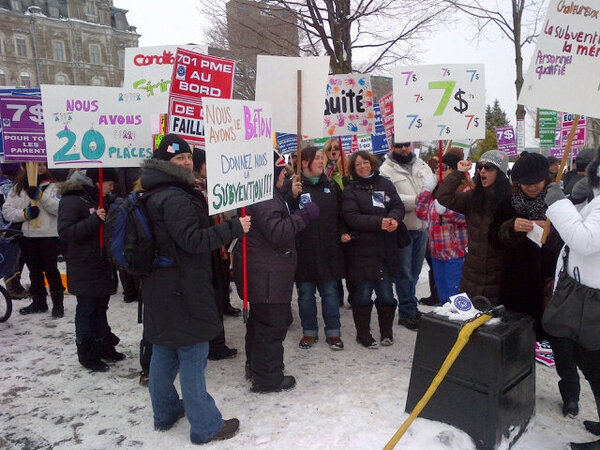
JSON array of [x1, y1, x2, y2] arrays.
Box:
[[393, 64, 486, 141], [379, 91, 394, 144], [495, 126, 517, 158], [0, 94, 46, 162], [168, 48, 236, 145], [255, 55, 329, 138], [519, 0, 600, 118], [323, 74, 374, 136], [203, 98, 274, 215], [40, 85, 152, 168]]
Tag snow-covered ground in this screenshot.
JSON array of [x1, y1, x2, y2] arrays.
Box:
[[1, 265, 598, 449]]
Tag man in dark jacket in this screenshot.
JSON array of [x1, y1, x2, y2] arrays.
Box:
[[140, 134, 249, 445], [58, 168, 125, 372]]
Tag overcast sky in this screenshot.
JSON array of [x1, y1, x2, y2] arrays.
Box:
[[114, 0, 538, 139]]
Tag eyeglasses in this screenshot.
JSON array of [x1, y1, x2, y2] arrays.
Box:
[[393, 142, 411, 148], [329, 146, 340, 151], [476, 162, 497, 172]]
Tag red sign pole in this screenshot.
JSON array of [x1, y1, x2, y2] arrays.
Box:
[[241, 206, 249, 323], [98, 167, 104, 248]]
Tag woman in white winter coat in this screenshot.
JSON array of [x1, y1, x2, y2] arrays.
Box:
[[2, 163, 64, 317], [544, 150, 600, 450]]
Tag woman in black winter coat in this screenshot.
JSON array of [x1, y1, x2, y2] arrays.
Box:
[[294, 146, 347, 351], [342, 151, 405, 348], [140, 134, 249, 445], [58, 168, 124, 372]]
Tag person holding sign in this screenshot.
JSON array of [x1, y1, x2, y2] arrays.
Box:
[[435, 150, 512, 305], [139, 134, 249, 444], [293, 146, 347, 351], [2, 163, 65, 317], [342, 151, 405, 348], [235, 150, 319, 393]]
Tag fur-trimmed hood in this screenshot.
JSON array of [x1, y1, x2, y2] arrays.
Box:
[[140, 158, 195, 192]]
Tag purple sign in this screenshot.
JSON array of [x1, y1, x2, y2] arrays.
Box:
[[495, 126, 517, 158], [0, 96, 47, 161]]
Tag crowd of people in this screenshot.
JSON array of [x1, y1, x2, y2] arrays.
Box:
[[4, 134, 600, 447]]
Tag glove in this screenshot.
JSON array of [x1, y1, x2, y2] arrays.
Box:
[[24, 205, 40, 221], [570, 177, 590, 204], [434, 199, 447, 215], [544, 182, 566, 207], [26, 186, 43, 201], [295, 201, 320, 225], [422, 170, 438, 192]]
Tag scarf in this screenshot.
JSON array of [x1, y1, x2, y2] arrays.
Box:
[[511, 187, 548, 221], [392, 152, 415, 165]]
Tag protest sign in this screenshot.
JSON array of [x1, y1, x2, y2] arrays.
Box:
[[0, 92, 46, 162], [559, 113, 586, 148], [41, 85, 153, 168], [0, 88, 41, 158], [518, 0, 600, 118], [323, 74, 374, 136], [255, 55, 329, 138], [539, 109, 559, 147], [203, 98, 274, 215], [393, 64, 485, 141], [168, 48, 236, 145], [495, 126, 517, 158], [379, 91, 394, 144]]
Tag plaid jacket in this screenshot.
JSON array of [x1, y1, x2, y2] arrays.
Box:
[[415, 189, 469, 260]]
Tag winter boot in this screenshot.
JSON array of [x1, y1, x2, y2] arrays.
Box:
[[570, 440, 600, 450], [418, 270, 439, 306], [50, 291, 64, 318], [352, 305, 378, 349], [77, 337, 109, 372], [95, 334, 126, 362], [5, 272, 29, 299], [19, 294, 48, 315], [376, 304, 396, 346]]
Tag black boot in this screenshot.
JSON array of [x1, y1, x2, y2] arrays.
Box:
[[19, 295, 48, 315], [51, 291, 64, 318], [95, 334, 126, 362], [570, 440, 600, 450], [77, 337, 109, 372], [376, 304, 396, 346], [353, 305, 378, 349], [418, 270, 439, 306]]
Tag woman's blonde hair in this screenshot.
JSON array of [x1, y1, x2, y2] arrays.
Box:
[[323, 138, 347, 175]]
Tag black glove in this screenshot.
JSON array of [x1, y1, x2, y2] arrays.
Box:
[[544, 182, 566, 207], [26, 186, 43, 200], [295, 201, 320, 225], [24, 205, 40, 221]]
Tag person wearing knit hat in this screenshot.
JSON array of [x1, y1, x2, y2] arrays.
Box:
[[442, 152, 462, 171], [153, 133, 192, 161], [435, 150, 512, 305], [511, 151, 549, 186]]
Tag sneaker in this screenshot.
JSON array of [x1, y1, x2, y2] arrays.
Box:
[[192, 418, 240, 444], [381, 337, 394, 346], [562, 401, 579, 417], [299, 336, 318, 349], [356, 335, 379, 349], [251, 375, 296, 393], [326, 336, 344, 350], [398, 317, 419, 331]]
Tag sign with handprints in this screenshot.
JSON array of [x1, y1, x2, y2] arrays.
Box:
[[0, 92, 47, 162], [392, 64, 485, 141], [323, 74, 374, 137]]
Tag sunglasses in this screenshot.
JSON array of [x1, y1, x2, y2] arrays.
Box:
[[393, 142, 411, 148], [329, 146, 340, 151], [476, 162, 497, 172]]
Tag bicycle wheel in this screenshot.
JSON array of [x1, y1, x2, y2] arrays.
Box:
[[0, 284, 12, 322]]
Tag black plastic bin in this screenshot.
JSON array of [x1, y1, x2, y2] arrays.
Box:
[[405, 310, 535, 449]]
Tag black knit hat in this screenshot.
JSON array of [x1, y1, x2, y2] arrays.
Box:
[[511, 152, 549, 185], [442, 153, 461, 170], [193, 148, 206, 172], [86, 167, 118, 184], [153, 134, 191, 161]]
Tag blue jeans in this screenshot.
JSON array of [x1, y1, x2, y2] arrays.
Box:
[[75, 295, 110, 342], [353, 277, 397, 307], [431, 257, 464, 305], [297, 281, 341, 338], [395, 230, 428, 319], [149, 342, 223, 442]]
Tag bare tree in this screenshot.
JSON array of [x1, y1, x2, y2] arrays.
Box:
[[442, 0, 547, 121]]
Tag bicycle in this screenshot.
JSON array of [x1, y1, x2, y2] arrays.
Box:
[[0, 229, 23, 323]]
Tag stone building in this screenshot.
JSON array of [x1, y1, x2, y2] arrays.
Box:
[[0, 0, 138, 88]]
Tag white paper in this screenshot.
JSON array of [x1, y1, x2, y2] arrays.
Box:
[[527, 222, 544, 247]]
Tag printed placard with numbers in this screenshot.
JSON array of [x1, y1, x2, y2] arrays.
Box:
[[0, 95, 47, 162], [392, 64, 485, 141]]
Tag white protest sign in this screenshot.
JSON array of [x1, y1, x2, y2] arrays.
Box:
[[392, 64, 485, 141], [123, 44, 205, 113], [323, 73, 374, 136], [519, 1, 600, 118], [41, 85, 153, 168], [203, 98, 274, 215], [255, 55, 329, 138]]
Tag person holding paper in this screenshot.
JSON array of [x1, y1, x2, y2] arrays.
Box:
[[489, 152, 562, 338]]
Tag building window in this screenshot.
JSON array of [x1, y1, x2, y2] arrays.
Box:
[[91, 76, 103, 86], [10, 0, 21, 11], [20, 71, 31, 87], [85, 0, 96, 15], [89, 44, 101, 64], [15, 36, 27, 57], [118, 50, 124, 69], [0, 69, 6, 86], [52, 41, 65, 61], [55, 73, 68, 85], [49, 5, 60, 17]]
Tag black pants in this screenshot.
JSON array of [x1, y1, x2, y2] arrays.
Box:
[[20, 237, 64, 300], [209, 255, 229, 355], [75, 294, 110, 342], [245, 302, 291, 389], [119, 269, 140, 301], [140, 337, 153, 374]]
